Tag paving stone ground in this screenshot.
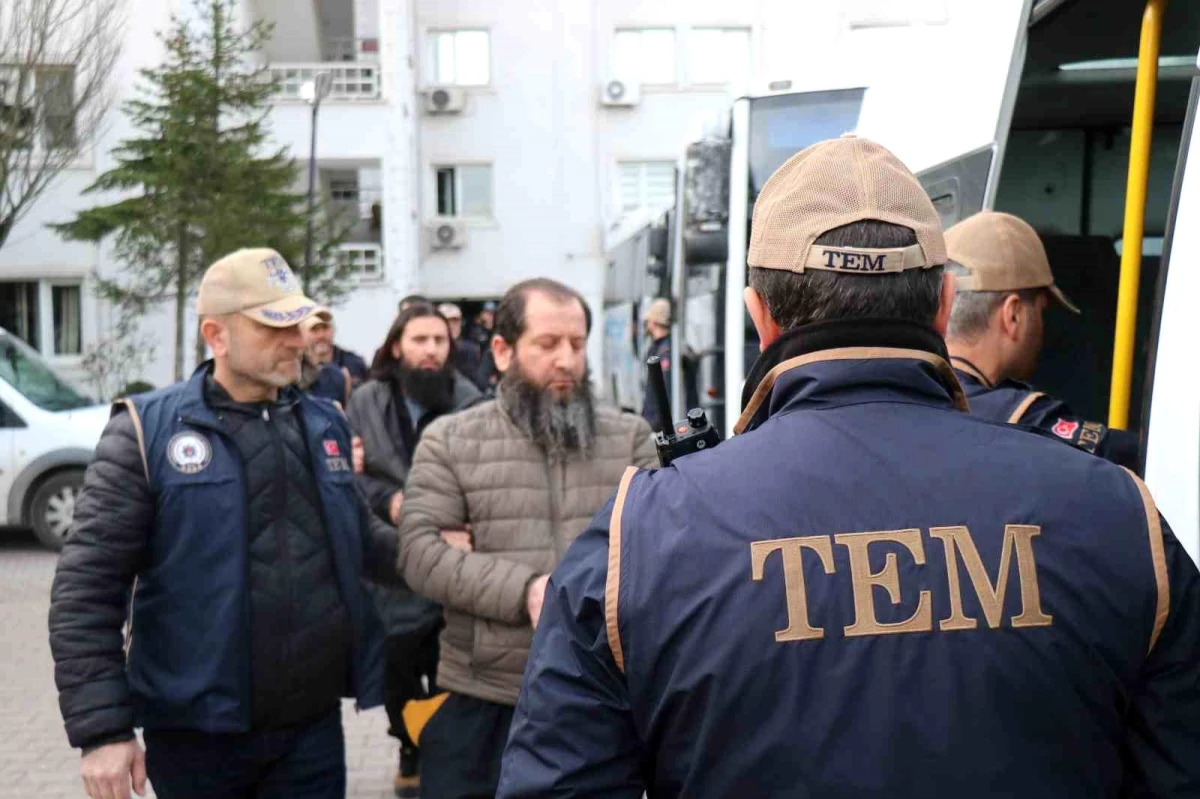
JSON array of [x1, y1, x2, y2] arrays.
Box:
[[0, 528, 400, 799]]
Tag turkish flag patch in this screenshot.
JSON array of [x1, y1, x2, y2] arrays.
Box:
[[323, 439, 341, 457], [1051, 419, 1080, 440]]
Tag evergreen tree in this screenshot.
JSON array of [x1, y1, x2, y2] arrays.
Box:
[[52, 0, 353, 379]]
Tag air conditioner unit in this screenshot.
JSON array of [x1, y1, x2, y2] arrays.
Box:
[[428, 219, 467, 250], [423, 86, 467, 115], [600, 77, 640, 107]]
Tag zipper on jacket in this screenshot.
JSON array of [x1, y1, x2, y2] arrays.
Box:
[[264, 403, 296, 714]]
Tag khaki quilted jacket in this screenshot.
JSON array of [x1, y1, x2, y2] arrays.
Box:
[[397, 396, 657, 705]]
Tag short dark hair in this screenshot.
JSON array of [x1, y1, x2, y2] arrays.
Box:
[[398, 294, 431, 313], [495, 278, 592, 346], [748, 220, 945, 331], [370, 304, 453, 379]]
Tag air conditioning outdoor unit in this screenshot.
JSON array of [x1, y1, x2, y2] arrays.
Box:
[[423, 86, 467, 114], [600, 77, 640, 107], [429, 219, 467, 250]]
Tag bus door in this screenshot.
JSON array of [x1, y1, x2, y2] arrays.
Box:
[[1144, 76, 1200, 564]]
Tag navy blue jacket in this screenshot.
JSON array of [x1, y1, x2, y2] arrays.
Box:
[[951, 356, 1139, 469], [123, 368, 384, 732], [499, 320, 1200, 799]]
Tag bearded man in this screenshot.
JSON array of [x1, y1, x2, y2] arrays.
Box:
[[346, 303, 481, 797], [397, 278, 657, 798]]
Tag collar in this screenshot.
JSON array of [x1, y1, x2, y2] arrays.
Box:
[[949, 356, 993, 389], [735, 318, 968, 435]]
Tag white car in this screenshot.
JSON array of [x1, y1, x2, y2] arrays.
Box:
[[0, 329, 109, 550]]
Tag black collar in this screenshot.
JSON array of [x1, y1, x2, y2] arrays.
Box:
[[736, 318, 965, 434], [949, 356, 994, 388]]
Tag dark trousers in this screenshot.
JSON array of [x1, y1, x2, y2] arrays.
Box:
[[383, 625, 441, 752], [419, 693, 515, 799], [143, 708, 345, 799]]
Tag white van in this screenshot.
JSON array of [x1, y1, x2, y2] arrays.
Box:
[[0, 328, 108, 550]]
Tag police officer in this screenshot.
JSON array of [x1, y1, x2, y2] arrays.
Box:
[[640, 297, 672, 430], [49, 249, 397, 799], [944, 210, 1138, 467], [496, 136, 1200, 797]]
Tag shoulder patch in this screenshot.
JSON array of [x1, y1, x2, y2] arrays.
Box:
[[1051, 418, 1080, 441], [167, 432, 212, 475]]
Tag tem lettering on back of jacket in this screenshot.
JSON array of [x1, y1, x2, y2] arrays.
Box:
[[752, 524, 1051, 641]]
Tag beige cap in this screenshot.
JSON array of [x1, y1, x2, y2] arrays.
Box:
[[300, 307, 334, 332], [645, 298, 671, 325], [197, 248, 322, 328], [437, 302, 463, 319], [946, 211, 1079, 314], [748, 134, 946, 275]]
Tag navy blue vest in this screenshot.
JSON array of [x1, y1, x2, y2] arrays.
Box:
[[124, 366, 384, 732]]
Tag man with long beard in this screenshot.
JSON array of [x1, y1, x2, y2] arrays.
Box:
[[398, 278, 657, 798], [346, 303, 480, 797]]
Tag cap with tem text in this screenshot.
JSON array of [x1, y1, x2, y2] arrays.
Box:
[[945, 211, 1080, 314], [748, 134, 946, 275], [197, 248, 323, 328]]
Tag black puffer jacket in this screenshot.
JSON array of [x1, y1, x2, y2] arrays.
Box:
[[205, 381, 351, 728], [347, 371, 479, 637], [49, 379, 399, 749]]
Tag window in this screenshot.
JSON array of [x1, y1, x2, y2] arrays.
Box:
[[0, 282, 40, 351], [0, 279, 84, 358], [337, 244, 383, 280], [429, 30, 490, 86], [687, 28, 751, 86], [52, 285, 81, 355], [36, 67, 74, 148], [435, 165, 493, 218], [0, 66, 74, 149], [618, 161, 676, 214], [612, 28, 677, 85]]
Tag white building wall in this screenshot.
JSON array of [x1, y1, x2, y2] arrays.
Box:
[[1, 0, 962, 392]]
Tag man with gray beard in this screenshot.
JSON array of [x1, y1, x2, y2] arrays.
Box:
[[397, 278, 657, 798]]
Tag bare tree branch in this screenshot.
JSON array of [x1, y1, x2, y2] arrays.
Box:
[[0, 0, 126, 249]]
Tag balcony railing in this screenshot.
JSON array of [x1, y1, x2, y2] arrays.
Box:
[[268, 63, 381, 102], [337, 243, 383, 281]]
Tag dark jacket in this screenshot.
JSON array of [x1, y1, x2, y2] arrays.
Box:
[[49, 365, 396, 750], [499, 320, 1200, 799], [454, 338, 486, 392], [346, 371, 480, 637], [300, 359, 351, 405], [951, 356, 1139, 469], [333, 345, 369, 385]]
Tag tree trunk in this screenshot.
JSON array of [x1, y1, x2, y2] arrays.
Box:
[[174, 229, 189, 381]]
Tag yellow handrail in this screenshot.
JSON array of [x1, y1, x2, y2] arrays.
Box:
[[1109, 0, 1166, 429]]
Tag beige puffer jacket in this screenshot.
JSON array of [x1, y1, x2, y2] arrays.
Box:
[[397, 397, 657, 705]]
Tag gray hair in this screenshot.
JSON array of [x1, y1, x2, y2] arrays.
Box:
[[945, 262, 1041, 341]]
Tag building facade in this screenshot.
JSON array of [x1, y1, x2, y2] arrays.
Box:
[[0, 0, 941, 391]]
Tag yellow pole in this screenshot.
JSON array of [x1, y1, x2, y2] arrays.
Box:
[[1109, 0, 1166, 429]]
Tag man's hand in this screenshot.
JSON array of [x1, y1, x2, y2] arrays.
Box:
[[526, 574, 550, 629], [81, 739, 146, 799], [352, 436, 365, 475], [440, 526, 473, 553], [389, 491, 404, 525]]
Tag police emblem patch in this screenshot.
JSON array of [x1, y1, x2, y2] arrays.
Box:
[[168, 432, 213, 474], [1051, 418, 1080, 441]]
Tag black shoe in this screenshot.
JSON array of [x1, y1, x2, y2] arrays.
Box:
[[395, 746, 419, 798]]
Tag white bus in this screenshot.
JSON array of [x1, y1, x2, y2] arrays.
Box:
[[612, 0, 1200, 559]]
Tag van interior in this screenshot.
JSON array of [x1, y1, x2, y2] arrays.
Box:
[[993, 0, 1200, 439]]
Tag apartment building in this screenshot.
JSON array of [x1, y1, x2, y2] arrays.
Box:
[[0, 0, 938, 390]]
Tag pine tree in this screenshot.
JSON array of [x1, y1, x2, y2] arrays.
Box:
[[51, 0, 353, 379]]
